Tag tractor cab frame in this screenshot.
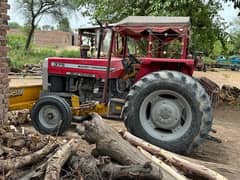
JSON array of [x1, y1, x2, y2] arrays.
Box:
[[79, 16, 190, 59]]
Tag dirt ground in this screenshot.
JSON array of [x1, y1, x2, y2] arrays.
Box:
[[191, 104, 240, 167], [104, 104, 240, 168], [9, 69, 240, 174], [193, 69, 240, 169], [194, 68, 240, 89]]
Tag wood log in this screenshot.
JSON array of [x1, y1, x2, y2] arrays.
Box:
[[68, 154, 103, 180], [44, 139, 80, 180], [100, 162, 162, 180], [138, 147, 187, 180], [80, 113, 186, 180], [0, 145, 18, 155], [123, 131, 228, 180], [7, 161, 48, 180], [0, 142, 57, 171], [69, 154, 168, 180], [182, 157, 240, 180]]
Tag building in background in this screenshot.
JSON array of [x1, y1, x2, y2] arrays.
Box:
[[8, 29, 79, 48]]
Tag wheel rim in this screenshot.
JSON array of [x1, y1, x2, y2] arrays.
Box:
[[139, 90, 192, 141], [39, 104, 62, 129]]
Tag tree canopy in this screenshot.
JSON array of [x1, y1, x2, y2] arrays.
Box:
[[73, 0, 231, 56], [228, 18, 240, 54], [15, 0, 240, 56], [16, 0, 75, 50], [9, 22, 22, 29], [226, 0, 240, 14], [58, 17, 72, 32]]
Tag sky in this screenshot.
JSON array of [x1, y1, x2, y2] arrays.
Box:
[[8, 0, 239, 30]]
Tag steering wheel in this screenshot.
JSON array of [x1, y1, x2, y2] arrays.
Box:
[[129, 54, 140, 64]]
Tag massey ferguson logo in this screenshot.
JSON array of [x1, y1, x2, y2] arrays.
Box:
[[51, 62, 115, 71], [51, 62, 65, 67]]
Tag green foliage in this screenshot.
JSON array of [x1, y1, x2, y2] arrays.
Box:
[[8, 48, 56, 69], [7, 35, 26, 50], [74, 0, 228, 56], [58, 17, 72, 32], [9, 47, 80, 69], [16, 0, 76, 50], [58, 49, 80, 58], [227, 18, 240, 55], [9, 22, 22, 29], [225, 0, 240, 14], [212, 40, 223, 58], [42, 25, 55, 31], [203, 56, 216, 65], [7, 34, 79, 69]]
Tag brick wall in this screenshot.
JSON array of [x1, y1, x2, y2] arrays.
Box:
[[8, 29, 79, 47], [34, 30, 73, 47], [0, 0, 9, 123]]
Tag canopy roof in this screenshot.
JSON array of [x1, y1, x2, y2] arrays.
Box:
[[115, 16, 190, 26], [113, 16, 190, 39], [79, 16, 190, 39]]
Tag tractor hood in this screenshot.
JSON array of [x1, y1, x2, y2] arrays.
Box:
[[47, 57, 125, 79]]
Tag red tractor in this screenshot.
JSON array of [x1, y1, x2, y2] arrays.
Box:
[[31, 16, 215, 153]]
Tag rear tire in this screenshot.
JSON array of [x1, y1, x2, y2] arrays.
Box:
[[31, 95, 72, 135], [124, 71, 212, 154]]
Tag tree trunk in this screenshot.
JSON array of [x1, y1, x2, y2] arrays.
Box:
[[25, 23, 35, 50], [80, 113, 185, 180]]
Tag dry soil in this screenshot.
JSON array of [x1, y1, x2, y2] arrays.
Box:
[[9, 69, 240, 170]]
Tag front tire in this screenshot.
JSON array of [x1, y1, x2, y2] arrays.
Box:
[[31, 95, 72, 135], [124, 71, 212, 154]]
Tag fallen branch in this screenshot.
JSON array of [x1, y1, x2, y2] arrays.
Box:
[[0, 145, 18, 155], [44, 139, 80, 180], [123, 131, 227, 180], [138, 147, 187, 180], [7, 161, 48, 180], [0, 142, 58, 171]]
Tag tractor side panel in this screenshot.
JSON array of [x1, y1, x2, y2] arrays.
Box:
[[136, 58, 194, 80], [47, 57, 125, 79]]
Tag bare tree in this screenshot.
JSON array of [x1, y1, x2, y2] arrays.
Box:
[[16, 0, 74, 50]]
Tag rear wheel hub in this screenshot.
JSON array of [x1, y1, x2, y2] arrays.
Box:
[[139, 90, 192, 141], [151, 100, 181, 130]]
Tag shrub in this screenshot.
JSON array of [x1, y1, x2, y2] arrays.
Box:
[[7, 34, 26, 50], [7, 35, 81, 69], [57, 49, 80, 58]]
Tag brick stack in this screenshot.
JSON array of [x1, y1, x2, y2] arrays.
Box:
[[0, 0, 9, 123]]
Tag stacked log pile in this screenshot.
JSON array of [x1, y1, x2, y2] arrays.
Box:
[[7, 110, 30, 125], [0, 0, 9, 123], [9, 64, 42, 76], [220, 85, 240, 104], [22, 64, 42, 75], [0, 113, 234, 180]]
